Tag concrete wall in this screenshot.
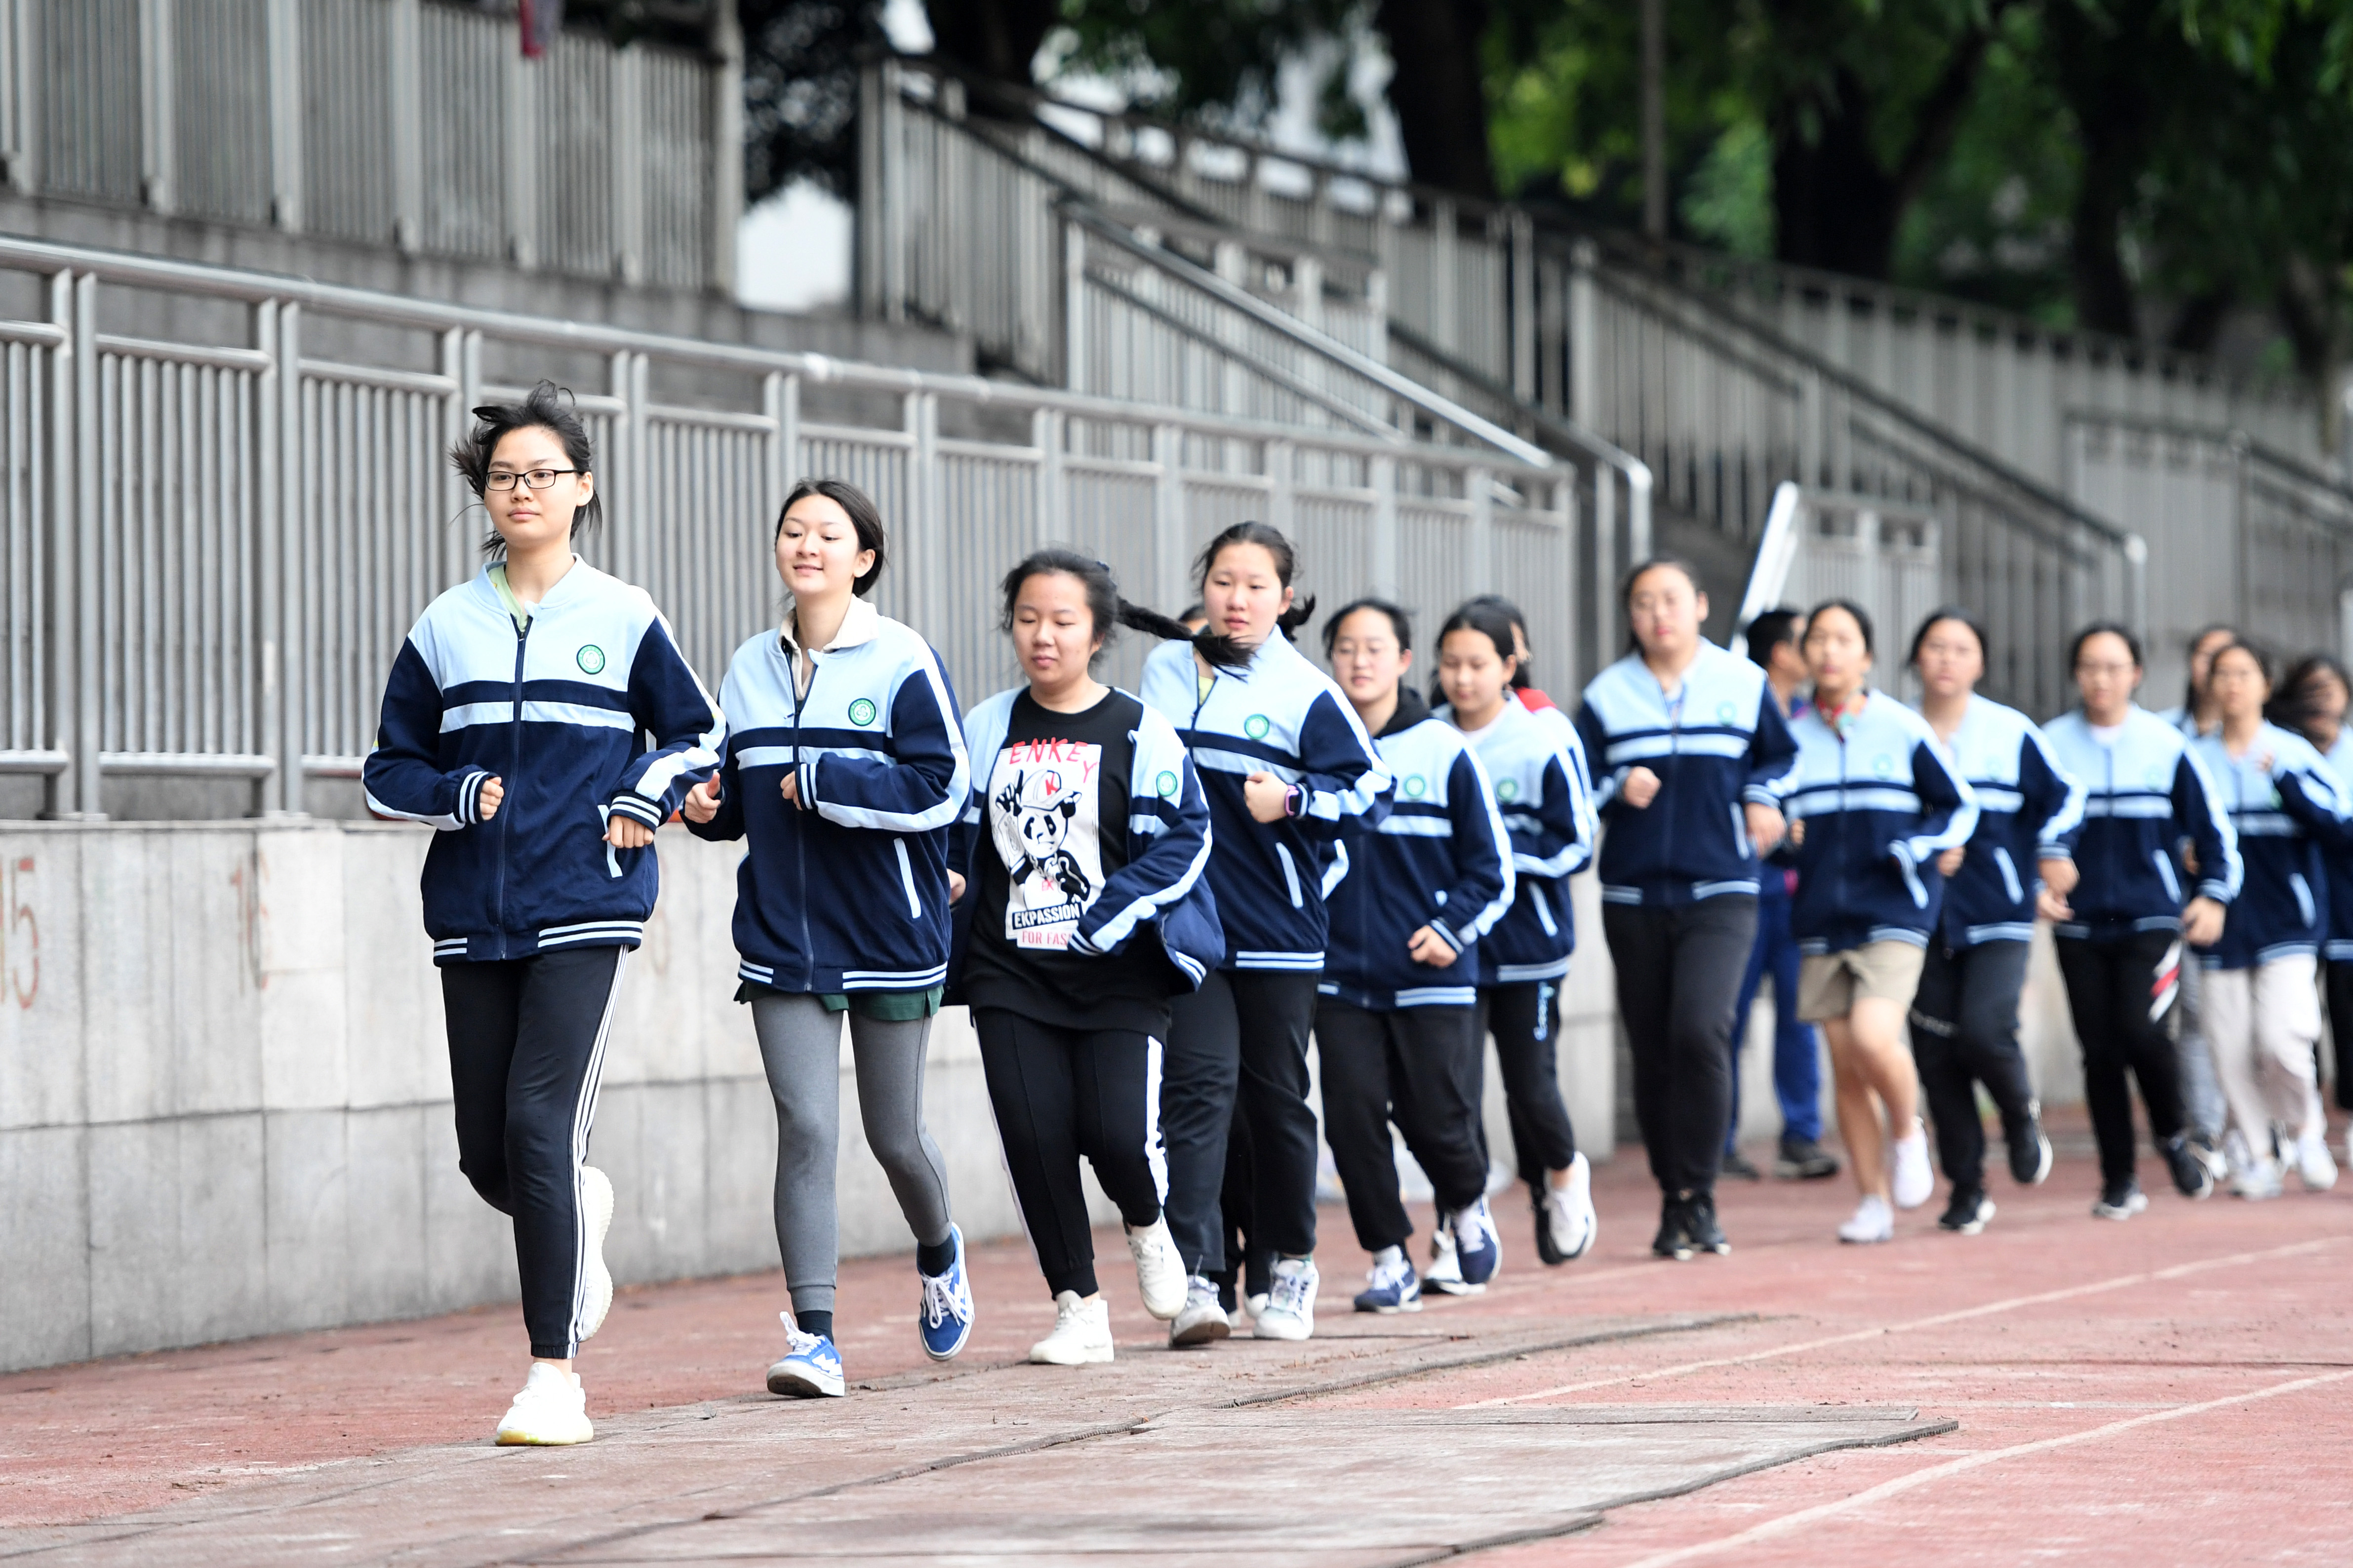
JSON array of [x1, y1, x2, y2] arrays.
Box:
[[0, 823, 1621, 1374]]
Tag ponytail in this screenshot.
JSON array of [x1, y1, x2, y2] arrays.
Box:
[[1117, 600, 1256, 673]]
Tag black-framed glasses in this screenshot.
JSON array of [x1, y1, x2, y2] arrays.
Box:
[[486, 467, 582, 492]]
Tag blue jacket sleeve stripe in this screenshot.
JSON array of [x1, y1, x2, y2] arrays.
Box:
[[2024, 724, 2087, 855], [1890, 738, 1979, 865], [2176, 746, 2243, 902], [1744, 690, 1802, 804], [1428, 746, 1515, 955], [1293, 690, 1394, 830], [618, 611, 725, 819], [809, 645, 971, 834], [362, 638, 482, 832]]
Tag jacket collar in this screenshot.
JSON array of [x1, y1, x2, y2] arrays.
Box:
[[1376, 684, 1432, 740], [781, 595, 879, 657]]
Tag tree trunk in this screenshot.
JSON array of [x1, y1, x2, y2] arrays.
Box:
[[925, 0, 1058, 94], [2044, 0, 2158, 338], [1770, 65, 1900, 275], [1371, 0, 1496, 199]]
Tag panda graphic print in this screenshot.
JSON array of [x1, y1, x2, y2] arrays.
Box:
[[990, 737, 1107, 949]]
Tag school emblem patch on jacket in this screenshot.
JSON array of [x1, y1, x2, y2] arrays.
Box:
[[989, 739, 1106, 949]]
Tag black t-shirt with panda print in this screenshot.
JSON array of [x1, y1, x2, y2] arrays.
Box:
[[961, 687, 1176, 1036]]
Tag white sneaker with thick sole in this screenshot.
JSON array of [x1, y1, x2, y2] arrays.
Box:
[[1890, 1121, 1934, 1211], [1169, 1274, 1231, 1347], [2233, 1157, 2284, 1200], [2295, 1131, 2340, 1192], [1542, 1153, 1598, 1261], [577, 1165, 615, 1342], [494, 1362, 593, 1446], [1031, 1291, 1114, 1365], [1252, 1256, 1317, 1341], [1244, 1292, 1269, 1319], [1838, 1195, 1895, 1244], [1124, 1217, 1188, 1321]]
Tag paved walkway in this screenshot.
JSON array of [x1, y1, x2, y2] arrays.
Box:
[[4, 1115, 2350, 1564]]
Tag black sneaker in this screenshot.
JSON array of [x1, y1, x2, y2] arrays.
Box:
[[1685, 1191, 1731, 1255], [1533, 1196, 1565, 1266], [1938, 1187, 1995, 1234], [1720, 1150, 1764, 1181], [2162, 1132, 2215, 1200], [1652, 1194, 1695, 1261], [2007, 1102, 2054, 1186], [2091, 1178, 2149, 1220], [1775, 1137, 1841, 1180]]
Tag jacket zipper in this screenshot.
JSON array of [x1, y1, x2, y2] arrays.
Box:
[[497, 618, 531, 948], [790, 641, 819, 990]]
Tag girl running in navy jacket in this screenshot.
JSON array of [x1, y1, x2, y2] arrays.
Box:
[[1575, 559, 1797, 1261], [1317, 600, 1515, 1313], [1906, 608, 2083, 1234], [2189, 639, 2345, 1197], [1436, 599, 1599, 1269], [948, 551, 1221, 1365], [681, 479, 972, 1398], [2041, 623, 2239, 1219], [1138, 522, 1393, 1345], [2272, 653, 2353, 1171], [364, 383, 723, 1446], [1781, 601, 1978, 1245]]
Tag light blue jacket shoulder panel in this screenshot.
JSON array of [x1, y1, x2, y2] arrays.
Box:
[[2042, 705, 2242, 935], [1784, 691, 1978, 950], [2190, 721, 2347, 967], [1922, 695, 2086, 945]]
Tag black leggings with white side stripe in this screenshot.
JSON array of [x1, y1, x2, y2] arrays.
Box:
[[441, 944, 628, 1360], [975, 1011, 1167, 1298]]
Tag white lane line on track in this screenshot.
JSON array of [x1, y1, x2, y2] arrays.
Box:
[[1459, 1236, 2339, 1409], [1607, 1365, 2353, 1568]]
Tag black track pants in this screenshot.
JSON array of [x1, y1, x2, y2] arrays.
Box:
[[1602, 898, 1757, 1199], [1160, 969, 1321, 1275], [1316, 1000, 1490, 1252], [976, 1011, 1166, 1299], [2055, 931, 2188, 1184], [440, 945, 628, 1360], [1479, 980, 1578, 1186], [1908, 938, 2035, 1190]]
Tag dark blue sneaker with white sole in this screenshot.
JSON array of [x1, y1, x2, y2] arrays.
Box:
[[1352, 1247, 1422, 1314], [918, 1223, 975, 1362], [1451, 1197, 1501, 1287], [766, 1315, 845, 1398]]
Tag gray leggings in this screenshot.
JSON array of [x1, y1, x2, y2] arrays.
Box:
[[751, 993, 955, 1320]]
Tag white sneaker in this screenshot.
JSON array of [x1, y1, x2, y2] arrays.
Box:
[[2295, 1132, 2340, 1192], [1252, 1256, 1317, 1341], [1890, 1121, 1934, 1211], [1245, 1292, 1270, 1319], [1542, 1154, 1598, 1262], [1123, 1217, 1188, 1321], [2232, 1156, 2284, 1200], [578, 1165, 615, 1342], [1169, 1274, 1231, 1347], [1030, 1291, 1114, 1366], [1425, 1221, 1484, 1296], [1838, 1195, 1895, 1244], [494, 1362, 593, 1446]]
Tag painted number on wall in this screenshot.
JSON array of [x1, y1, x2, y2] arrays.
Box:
[[2, 855, 36, 1009]]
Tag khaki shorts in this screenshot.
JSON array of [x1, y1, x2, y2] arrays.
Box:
[[1796, 940, 1927, 1022]]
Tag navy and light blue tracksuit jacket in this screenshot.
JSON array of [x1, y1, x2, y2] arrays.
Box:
[[1784, 692, 1979, 953], [949, 686, 1225, 986], [688, 598, 969, 994], [1574, 641, 1799, 907], [2189, 723, 2347, 969], [1441, 696, 1596, 983], [1319, 693, 1515, 1010], [2041, 706, 2240, 941], [363, 560, 723, 963], [1921, 695, 2085, 947], [1140, 633, 1392, 971], [2321, 733, 2353, 962]]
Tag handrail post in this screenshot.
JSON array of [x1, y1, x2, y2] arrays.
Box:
[[1062, 214, 1086, 393], [1468, 465, 1494, 594], [257, 298, 299, 815], [1152, 423, 1185, 607], [2125, 533, 2149, 642], [41, 270, 77, 818], [70, 272, 102, 818], [1569, 240, 1597, 430], [1370, 454, 1398, 598]]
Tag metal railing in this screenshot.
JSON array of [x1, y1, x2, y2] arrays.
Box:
[[1733, 481, 2143, 718], [0, 0, 732, 291], [0, 233, 1577, 820], [858, 58, 1655, 682], [2068, 415, 2353, 699]]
